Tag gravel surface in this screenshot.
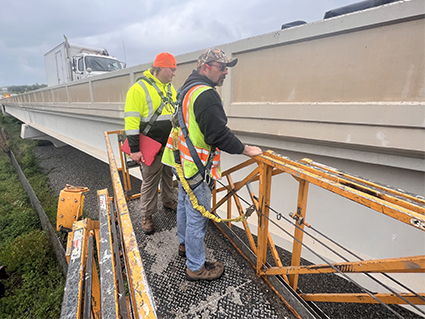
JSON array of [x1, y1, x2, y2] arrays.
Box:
[[34, 142, 423, 319], [34, 142, 141, 219]]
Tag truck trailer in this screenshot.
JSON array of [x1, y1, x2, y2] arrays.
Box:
[[44, 36, 124, 87]]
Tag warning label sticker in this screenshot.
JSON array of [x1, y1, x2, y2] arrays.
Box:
[[71, 229, 84, 261]]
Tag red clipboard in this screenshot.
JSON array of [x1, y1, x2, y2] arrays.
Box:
[[121, 134, 162, 166]]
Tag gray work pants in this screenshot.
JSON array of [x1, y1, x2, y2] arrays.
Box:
[[140, 149, 174, 218]]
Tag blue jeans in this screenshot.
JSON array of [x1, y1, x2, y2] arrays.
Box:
[[177, 182, 211, 272]]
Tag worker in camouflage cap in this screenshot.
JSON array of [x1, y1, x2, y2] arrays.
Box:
[[196, 48, 238, 69], [162, 47, 261, 282]]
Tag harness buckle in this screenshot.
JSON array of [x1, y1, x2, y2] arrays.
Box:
[[204, 170, 214, 192], [204, 170, 210, 184]]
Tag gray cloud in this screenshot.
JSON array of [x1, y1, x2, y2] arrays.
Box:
[[0, 0, 354, 86]]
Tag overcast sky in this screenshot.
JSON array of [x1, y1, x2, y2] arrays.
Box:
[[0, 0, 356, 87]]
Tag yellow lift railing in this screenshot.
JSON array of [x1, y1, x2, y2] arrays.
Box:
[[103, 130, 157, 319], [59, 131, 424, 319], [210, 150, 425, 316], [58, 131, 157, 319], [106, 129, 142, 201]]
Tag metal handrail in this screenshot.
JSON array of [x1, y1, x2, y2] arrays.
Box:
[[211, 150, 425, 316]]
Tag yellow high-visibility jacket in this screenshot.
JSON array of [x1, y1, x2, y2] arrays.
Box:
[[124, 69, 177, 153]]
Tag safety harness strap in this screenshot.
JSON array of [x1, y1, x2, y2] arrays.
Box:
[[137, 76, 175, 135], [174, 82, 216, 190]]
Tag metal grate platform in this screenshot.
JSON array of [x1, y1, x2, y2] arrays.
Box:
[[127, 190, 295, 319]]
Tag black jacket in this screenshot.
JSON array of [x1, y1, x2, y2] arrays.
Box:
[[179, 70, 244, 155]]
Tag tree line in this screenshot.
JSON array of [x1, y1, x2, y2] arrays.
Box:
[[5, 84, 47, 94]]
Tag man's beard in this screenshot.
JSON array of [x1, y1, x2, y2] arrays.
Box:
[[214, 77, 225, 87]]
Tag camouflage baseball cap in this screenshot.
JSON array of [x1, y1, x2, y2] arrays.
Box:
[[197, 48, 238, 68]]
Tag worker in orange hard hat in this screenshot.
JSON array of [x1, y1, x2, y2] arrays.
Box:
[[124, 52, 178, 235]]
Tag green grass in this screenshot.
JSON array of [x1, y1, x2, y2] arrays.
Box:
[[0, 115, 64, 319]]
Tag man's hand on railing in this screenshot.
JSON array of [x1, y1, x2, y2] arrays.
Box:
[[242, 145, 263, 157]]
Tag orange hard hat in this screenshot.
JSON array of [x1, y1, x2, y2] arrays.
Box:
[[153, 52, 177, 68]]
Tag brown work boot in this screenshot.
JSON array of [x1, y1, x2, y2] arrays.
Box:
[[141, 215, 154, 235], [178, 244, 186, 258], [163, 200, 177, 212], [186, 261, 224, 281]]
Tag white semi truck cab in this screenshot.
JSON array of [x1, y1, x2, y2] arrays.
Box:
[[44, 36, 125, 86], [72, 52, 123, 81]]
